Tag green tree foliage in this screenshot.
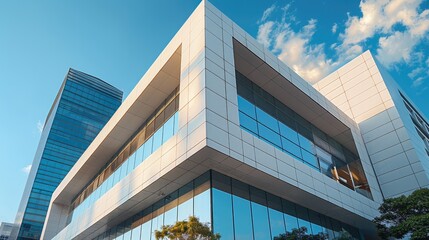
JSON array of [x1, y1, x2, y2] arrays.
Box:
[[273, 227, 354, 240], [154, 216, 220, 240], [373, 188, 429, 239], [273, 227, 328, 240]]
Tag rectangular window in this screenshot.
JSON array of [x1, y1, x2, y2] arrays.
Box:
[[232, 179, 253, 240], [256, 107, 279, 132], [258, 123, 282, 148], [279, 122, 299, 144], [302, 150, 319, 170], [177, 182, 193, 221], [162, 115, 175, 142], [152, 128, 163, 152], [239, 112, 258, 134], [281, 137, 302, 159], [212, 189, 234, 240], [250, 187, 271, 240], [238, 96, 256, 119], [143, 136, 153, 160]]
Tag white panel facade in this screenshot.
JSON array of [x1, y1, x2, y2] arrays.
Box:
[[315, 51, 429, 198]]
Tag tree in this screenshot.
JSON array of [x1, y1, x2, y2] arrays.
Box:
[[273, 227, 354, 240], [273, 227, 328, 240], [333, 230, 353, 240], [154, 216, 220, 240], [373, 188, 429, 240]]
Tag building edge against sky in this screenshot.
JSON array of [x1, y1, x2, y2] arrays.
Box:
[[12, 69, 122, 240], [314, 52, 429, 199], [40, 1, 428, 239]]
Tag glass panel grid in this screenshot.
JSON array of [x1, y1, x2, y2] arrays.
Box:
[[236, 71, 372, 199], [69, 88, 179, 220]]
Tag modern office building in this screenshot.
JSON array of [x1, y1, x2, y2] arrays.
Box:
[[40, 1, 427, 240], [12, 69, 122, 240], [0, 222, 17, 240], [314, 52, 429, 199]]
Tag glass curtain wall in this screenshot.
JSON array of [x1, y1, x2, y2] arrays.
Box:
[[92, 172, 211, 240], [16, 69, 123, 240], [92, 171, 362, 240], [69, 88, 179, 222], [236, 71, 372, 199]]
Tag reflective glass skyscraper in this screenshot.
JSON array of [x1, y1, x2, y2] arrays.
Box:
[[12, 68, 122, 240]]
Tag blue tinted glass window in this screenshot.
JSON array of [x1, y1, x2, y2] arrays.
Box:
[[302, 150, 319, 170], [194, 190, 211, 224], [281, 137, 302, 159], [317, 147, 334, 176], [162, 115, 175, 142], [279, 122, 299, 144], [119, 163, 127, 180], [123, 230, 131, 240], [135, 146, 144, 167], [282, 200, 299, 232], [127, 153, 135, 174], [296, 206, 312, 234], [258, 123, 282, 147], [178, 183, 193, 221], [100, 181, 107, 196], [212, 189, 234, 240], [164, 206, 177, 227], [140, 220, 151, 240], [152, 128, 163, 152], [151, 212, 164, 240], [269, 208, 285, 239], [256, 108, 279, 132], [238, 96, 256, 118], [267, 194, 285, 238], [143, 137, 153, 160], [112, 169, 120, 186], [106, 174, 114, 190], [239, 112, 258, 134], [233, 196, 254, 240], [251, 202, 271, 240], [130, 225, 141, 240], [298, 134, 314, 153]]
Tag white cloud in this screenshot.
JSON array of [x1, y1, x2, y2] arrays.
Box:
[[257, 21, 275, 48], [341, 0, 422, 45], [37, 120, 43, 133], [408, 67, 424, 79], [408, 67, 427, 88], [412, 76, 425, 87], [338, 0, 429, 67], [22, 164, 32, 174], [255, 1, 429, 86], [332, 23, 338, 33], [273, 19, 336, 82], [259, 4, 276, 23], [376, 31, 416, 67], [256, 6, 338, 82]]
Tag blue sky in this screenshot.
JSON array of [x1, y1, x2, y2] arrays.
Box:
[[0, 0, 428, 223]]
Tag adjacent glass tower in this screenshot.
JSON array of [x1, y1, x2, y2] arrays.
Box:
[[12, 69, 122, 240]]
